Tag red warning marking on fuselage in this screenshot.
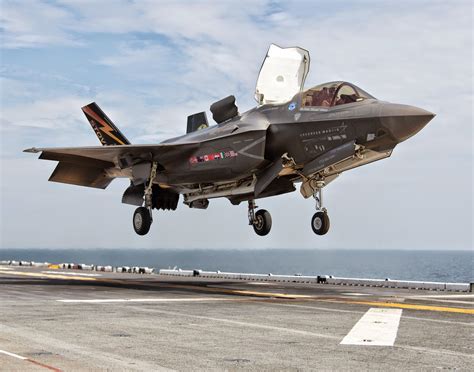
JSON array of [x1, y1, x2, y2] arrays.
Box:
[[190, 150, 238, 165]]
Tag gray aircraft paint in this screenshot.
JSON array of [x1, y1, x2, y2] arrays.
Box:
[[26, 92, 433, 200], [24, 48, 434, 236]]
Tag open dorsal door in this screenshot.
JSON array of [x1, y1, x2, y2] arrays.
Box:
[[255, 44, 310, 105]]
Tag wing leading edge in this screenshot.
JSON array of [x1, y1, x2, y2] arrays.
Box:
[[24, 142, 199, 189]]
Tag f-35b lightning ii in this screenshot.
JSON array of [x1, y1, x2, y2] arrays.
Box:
[[25, 44, 435, 236]]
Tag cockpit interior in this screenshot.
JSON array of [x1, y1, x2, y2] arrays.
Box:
[[302, 82, 375, 108]]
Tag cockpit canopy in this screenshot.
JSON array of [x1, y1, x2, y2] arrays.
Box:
[[302, 81, 375, 108]]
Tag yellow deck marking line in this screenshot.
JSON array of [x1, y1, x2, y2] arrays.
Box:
[[113, 280, 313, 299], [173, 283, 474, 313], [2, 270, 472, 313], [42, 271, 102, 277], [319, 299, 474, 315], [0, 270, 97, 281], [175, 285, 313, 299], [0, 270, 308, 299], [57, 298, 244, 303]]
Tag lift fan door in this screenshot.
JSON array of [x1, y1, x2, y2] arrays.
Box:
[[255, 44, 310, 105]]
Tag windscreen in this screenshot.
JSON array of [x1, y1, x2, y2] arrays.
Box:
[[302, 82, 375, 108]]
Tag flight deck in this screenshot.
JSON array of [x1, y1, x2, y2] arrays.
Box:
[[0, 264, 472, 371]]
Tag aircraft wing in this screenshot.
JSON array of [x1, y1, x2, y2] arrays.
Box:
[[24, 143, 199, 189]]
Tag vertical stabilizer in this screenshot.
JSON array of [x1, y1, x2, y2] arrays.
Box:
[[186, 112, 209, 133], [82, 102, 130, 146]]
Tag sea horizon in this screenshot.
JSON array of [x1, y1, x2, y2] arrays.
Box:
[[1, 248, 472, 283]]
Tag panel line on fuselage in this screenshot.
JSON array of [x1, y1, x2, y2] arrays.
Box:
[[237, 137, 266, 160]]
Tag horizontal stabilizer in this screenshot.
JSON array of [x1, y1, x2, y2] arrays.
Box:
[[24, 141, 200, 167], [39, 151, 114, 169], [187, 112, 209, 133], [49, 162, 114, 189]]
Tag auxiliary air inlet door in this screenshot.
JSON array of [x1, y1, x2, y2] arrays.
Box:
[[255, 44, 310, 105]]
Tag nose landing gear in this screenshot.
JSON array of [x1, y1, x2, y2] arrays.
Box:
[[311, 187, 330, 235], [248, 200, 272, 236]]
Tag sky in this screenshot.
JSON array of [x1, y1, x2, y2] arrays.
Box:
[[0, 0, 472, 250]]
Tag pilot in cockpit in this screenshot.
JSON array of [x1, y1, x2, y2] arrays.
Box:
[[313, 87, 333, 107]]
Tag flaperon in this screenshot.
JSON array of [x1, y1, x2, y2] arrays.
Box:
[[25, 44, 435, 236]]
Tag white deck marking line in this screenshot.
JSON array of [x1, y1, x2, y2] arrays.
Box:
[[130, 306, 340, 340], [0, 349, 27, 360], [341, 293, 371, 296], [130, 305, 474, 358], [0, 349, 62, 371], [0, 324, 169, 371], [408, 298, 474, 305], [42, 271, 101, 277], [398, 344, 474, 359], [407, 294, 474, 299], [57, 297, 240, 303], [264, 302, 474, 326], [340, 308, 402, 346]]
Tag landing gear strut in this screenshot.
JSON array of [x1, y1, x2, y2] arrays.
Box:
[[133, 162, 157, 236], [311, 187, 330, 235], [248, 200, 272, 236]]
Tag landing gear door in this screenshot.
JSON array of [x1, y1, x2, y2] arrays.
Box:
[[255, 44, 310, 106]]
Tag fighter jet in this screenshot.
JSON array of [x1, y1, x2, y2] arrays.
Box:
[[25, 44, 435, 236]]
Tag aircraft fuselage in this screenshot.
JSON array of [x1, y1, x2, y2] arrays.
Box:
[[157, 95, 433, 198]]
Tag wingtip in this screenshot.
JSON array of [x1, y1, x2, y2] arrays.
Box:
[[23, 147, 40, 153]]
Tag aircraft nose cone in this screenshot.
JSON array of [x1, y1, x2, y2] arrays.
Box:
[[380, 104, 435, 143]]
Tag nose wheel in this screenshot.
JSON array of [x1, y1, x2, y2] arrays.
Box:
[[311, 211, 330, 235], [248, 200, 272, 236], [311, 187, 330, 235]]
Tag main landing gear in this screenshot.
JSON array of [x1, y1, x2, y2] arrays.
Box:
[[311, 187, 330, 235], [248, 200, 272, 236], [132, 162, 157, 236], [133, 207, 152, 235]]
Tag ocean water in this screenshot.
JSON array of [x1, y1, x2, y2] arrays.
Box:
[[1, 249, 472, 283]]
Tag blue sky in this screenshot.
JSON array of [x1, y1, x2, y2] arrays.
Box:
[[0, 0, 472, 249]]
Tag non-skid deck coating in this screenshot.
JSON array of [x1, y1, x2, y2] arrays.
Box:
[[0, 266, 472, 371]]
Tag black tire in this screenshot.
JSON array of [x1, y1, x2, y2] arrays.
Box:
[[133, 207, 152, 235], [253, 209, 272, 236], [311, 211, 330, 235]]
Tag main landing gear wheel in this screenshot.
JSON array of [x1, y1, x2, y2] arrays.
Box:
[[253, 209, 272, 236], [311, 211, 330, 235], [248, 200, 272, 236], [133, 207, 152, 236], [132, 161, 157, 236]]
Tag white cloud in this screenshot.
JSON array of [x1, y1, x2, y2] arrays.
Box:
[[0, 0, 81, 48], [0, 0, 472, 249], [0, 96, 86, 129]]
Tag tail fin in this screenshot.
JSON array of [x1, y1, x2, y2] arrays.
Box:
[[186, 112, 209, 134], [82, 102, 130, 146]]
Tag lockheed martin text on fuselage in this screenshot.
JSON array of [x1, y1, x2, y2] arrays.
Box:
[[25, 44, 435, 236]]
